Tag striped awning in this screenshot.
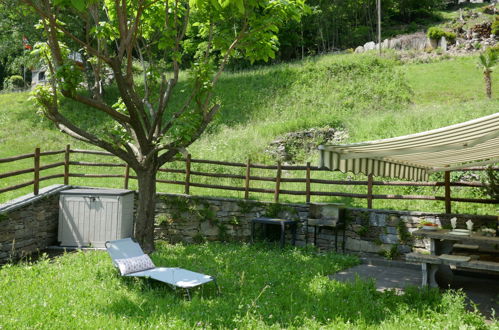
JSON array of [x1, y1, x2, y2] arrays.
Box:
[[319, 112, 499, 181]]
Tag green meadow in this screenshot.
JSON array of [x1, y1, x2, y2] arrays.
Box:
[[0, 53, 497, 214]]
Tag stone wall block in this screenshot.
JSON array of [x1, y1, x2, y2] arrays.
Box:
[[400, 216, 419, 224], [200, 221, 219, 237], [386, 227, 398, 235], [398, 245, 412, 254], [387, 215, 400, 226], [380, 234, 399, 244], [408, 228, 420, 234], [346, 239, 387, 254]]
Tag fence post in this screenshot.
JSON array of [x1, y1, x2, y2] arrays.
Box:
[[64, 144, 70, 185], [306, 162, 311, 203], [444, 171, 451, 214], [185, 154, 191, 195], [124, 164, 130, 189], [274, 161, 282, 203], [367, 174, 373, 209], [34, 147, 40, 195], [244, 158, 251, 199]]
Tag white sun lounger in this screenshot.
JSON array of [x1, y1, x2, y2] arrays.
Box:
[[105, 238, 218, 299]]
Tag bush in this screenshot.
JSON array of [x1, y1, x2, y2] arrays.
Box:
[[492, 18, 499, 36], [427, 27, 456, 42], [4, 75, 25, 90]]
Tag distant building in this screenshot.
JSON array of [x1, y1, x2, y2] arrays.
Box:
[[31, 67, 47, 86], [30, 52, 83, 87]]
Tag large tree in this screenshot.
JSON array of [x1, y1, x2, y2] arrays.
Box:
[[22, 0, 305, 252]]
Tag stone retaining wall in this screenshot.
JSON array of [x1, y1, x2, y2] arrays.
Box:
[[0, 186, 65, 264], [1, 188, 496, 264], [154, 193, 498, 257]]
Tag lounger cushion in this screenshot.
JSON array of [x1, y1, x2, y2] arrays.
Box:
[[115, 254, 156, 275]]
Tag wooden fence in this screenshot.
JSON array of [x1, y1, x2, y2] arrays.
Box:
[[1, 145, 497, 213]]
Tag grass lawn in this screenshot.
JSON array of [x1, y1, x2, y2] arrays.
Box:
[[0, 242, 495, 329]]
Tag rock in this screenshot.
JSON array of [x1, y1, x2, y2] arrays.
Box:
[[390, 38, 401, 50], [408, 228, 420, 234], [369, 213, 386, 227], [429, 38, 438, 49], [380, 234, 399, 244], [265, 127, 348, 163], [438, 36, 447, 51], [387, 215, 400, 226], [346, 239, 389, 254], [364, 41, 376, 51], [386, 227, 398, 235], [397, 245, 411, 254], [354, 46, 364, 53], [200, 221, 219, 236]]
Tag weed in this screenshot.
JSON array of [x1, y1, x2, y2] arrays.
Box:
[[229, 216, 241, 226], [217, 222, 229, 242], [0, 213, 9, 222], [357, 226, 369, 237], [192, 233, 205, 244], [397, 220, 411, 244], [263, 203, 298, 219], [237, 200, 259, 214], [155, 214, 170, 226], [197, 207, 217, 224], [383, 244, 401, 260]]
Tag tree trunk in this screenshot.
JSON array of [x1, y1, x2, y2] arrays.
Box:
[[485, 70, 492, 99], [134, 167, 157, 253]]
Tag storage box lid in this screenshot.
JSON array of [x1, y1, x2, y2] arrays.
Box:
[[60, 188, 134, 196]]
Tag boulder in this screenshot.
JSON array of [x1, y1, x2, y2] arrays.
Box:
[[382, 38, 390, 49], [438, 36, 447, 51], [354, 46, 364, 53], [364, 41, 376, 51]]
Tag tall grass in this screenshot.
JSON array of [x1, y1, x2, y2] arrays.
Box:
[[0, 243, 494, 328], [0, 54, 497, 214]]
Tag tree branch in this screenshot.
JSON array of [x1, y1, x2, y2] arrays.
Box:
[[149, 78, 176, 141], [159, 88, 197, 136], [183, 103, 221, 148], [62, 91, 131, 124]]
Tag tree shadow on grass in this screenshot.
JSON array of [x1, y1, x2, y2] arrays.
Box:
[[100, 243, 459, 328]]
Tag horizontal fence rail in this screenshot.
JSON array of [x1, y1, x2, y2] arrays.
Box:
[[0, 145, 498, 214]]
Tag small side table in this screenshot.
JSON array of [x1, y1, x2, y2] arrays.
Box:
[[251, 217, 297, 248]]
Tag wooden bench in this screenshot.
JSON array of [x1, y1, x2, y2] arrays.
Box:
[[406, 252, 499, 287]]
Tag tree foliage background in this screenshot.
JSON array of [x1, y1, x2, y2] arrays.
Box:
[[0, 0, 449, 88]]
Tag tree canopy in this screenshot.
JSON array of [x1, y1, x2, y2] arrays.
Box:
[[21, 0, 306, 251]]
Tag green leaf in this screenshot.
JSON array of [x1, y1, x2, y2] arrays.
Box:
[[210, 0, 222, 10], [70, 0, 86, 11], [235, 0, 244, 14]]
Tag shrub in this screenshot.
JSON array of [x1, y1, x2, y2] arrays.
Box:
[[492, 18, 499, 36], [4, 75, 25, 90], [427, 27, 456, 42], [487, 44, 499, 56], [481, 167, 499, 200]]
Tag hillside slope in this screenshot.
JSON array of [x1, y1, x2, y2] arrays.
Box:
[[0, 53, 497, 213], [191, 54, 498, 163]]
